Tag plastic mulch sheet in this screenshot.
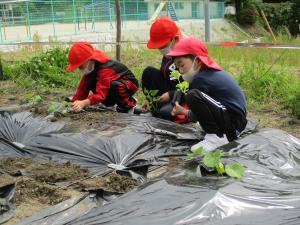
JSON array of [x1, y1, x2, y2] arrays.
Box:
[[0, 183, 15, 224], [69, 129, 300, 225], [0, 112, 201, 177], [16, 191, 120, 225]]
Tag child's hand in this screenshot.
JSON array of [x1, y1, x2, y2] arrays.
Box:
[[141, 101, 150, 112], [159, 92, 170, 103], [71, 100, 90, 112], [171, 102, 189, 116]]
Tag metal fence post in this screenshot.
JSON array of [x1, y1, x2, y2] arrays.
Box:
[[204, 0, 210, 42], [51, 0, 56, 37], [92, 0, 96, 32], [115, 0, 121, 61], [26, 1, 31, 39], [72, 0, 77, 34]]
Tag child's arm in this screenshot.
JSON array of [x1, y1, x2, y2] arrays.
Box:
[[87, 68, 120, 105], [72, 76, 89, 102]]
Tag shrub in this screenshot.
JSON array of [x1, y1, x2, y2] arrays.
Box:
[[3, 47, 79, 88], [237, 8, 257, 26], [259, 2, 293, 33]]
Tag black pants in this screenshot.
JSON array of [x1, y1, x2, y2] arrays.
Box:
[[102, 80, 137, 113], [141, 66, 176, 96], [185, 89, 247, 141]]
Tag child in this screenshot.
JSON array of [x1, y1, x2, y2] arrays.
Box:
[[66, 42, 139, 113], [142, 16, 190, 122], [166, 37, 247, 152]]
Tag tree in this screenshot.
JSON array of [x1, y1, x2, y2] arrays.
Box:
[[289, 0, 300, 36]]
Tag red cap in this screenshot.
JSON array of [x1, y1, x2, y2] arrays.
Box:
[[167, 37, 222, 70], [147, 16, 181, 49], [67, 42, 109, 72]]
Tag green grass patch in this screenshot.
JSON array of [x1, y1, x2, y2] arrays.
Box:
[[1, 44, 299, 118]]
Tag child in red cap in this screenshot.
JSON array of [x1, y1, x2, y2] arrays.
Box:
[[67, 42, 139, 113], [166, 37, 247, 152], [142, 16, 192, 122]]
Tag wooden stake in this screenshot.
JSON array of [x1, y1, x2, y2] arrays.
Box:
[[260, 9, 277, 42]]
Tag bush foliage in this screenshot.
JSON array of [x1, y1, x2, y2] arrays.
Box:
[[3, 47, 79, 88]]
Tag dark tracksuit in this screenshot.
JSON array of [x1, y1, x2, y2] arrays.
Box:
[[142, 56, 177, 96], [72, 60, 138, 112], [142, 56, 191, 122], [186, 68, 247, 141]]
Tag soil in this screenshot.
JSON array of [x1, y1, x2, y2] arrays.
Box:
[[72, 172, 138, 193], [1, 80, 299, 138], [0, 157, 138, 225]]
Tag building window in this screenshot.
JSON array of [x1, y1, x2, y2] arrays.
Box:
[[174, 2, 184, 10]]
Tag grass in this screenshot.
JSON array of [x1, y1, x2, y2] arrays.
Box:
[[1, 42, 299, 120]]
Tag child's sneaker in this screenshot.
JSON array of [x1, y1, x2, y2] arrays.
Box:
[[191, 133, 229, 152]]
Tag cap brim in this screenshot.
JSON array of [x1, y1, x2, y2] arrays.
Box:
[[166, 50, 190, 57], [66, 64, 80, 72], [147, 38, 171, 49]]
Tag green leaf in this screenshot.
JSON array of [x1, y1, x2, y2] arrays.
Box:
[[187, 147, 204, 158], [47, 102, 63, 114], [203, 150, 223, 168], [216, 162, 225, 175], [225, 163, 245, 179], [170, 70, 181, 80], [31, 95, 43, 104]]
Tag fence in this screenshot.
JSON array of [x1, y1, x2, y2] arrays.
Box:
[[0, 0, 225, 43]]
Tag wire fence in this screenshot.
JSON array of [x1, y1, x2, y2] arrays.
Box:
[[0, 0, 225, 43]]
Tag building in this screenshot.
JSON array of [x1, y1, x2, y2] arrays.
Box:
[[146, 0, 225, 20]]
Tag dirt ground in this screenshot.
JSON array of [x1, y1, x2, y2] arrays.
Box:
[[0, 80, 300, 224], [0, 157, 138, 225], [0, 80, 299, 138]]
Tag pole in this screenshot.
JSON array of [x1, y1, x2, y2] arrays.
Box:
[[2, 17, 6, 40], [0, 59, 4, 81], [26, 1, 31, 39], [72, 0, 77, 34], [92, 0, 95, 32], [204, 0, 210, 42], [260, 10, 276, 42], [115, 0, 121, 61], [0, 18, 3, 42], [50, 0, 56, 37], [166, 0, 168, 16]]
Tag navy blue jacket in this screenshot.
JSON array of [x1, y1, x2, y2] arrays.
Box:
[[190, 69, 247, 117]]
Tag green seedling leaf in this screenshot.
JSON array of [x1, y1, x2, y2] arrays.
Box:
[[63, 101, 70, 107], [150, 90, 159, 97], [216, 162, 226, 175], [171, 70, 181, 80], [225, 163, 245, 179], [25, 93, 34, 99], [31, 95, 43, 105], [203, 150, 223, 168], [187, 147, 204, 158], [47, 102, 63, 114]]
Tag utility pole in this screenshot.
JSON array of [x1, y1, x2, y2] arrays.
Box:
[[115, 0, 121, 61], [204, 0, 210, 42]]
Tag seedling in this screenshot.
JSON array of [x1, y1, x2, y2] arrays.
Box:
[[187, 147, 245, 179], [170, 71, 189, 94], [143, 89, 160, 113], [47, 101, 68, 114], [25, 93, 44, 105]]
